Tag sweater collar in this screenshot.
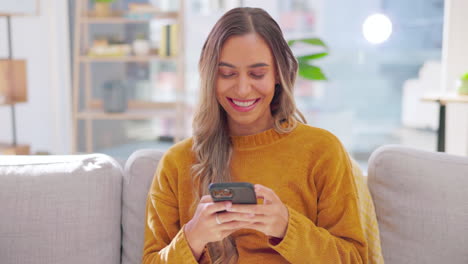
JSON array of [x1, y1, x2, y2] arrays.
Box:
[[230, 121, 297, 149]]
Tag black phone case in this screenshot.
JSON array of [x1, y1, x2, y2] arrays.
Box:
[[209, 182, 257, 204]]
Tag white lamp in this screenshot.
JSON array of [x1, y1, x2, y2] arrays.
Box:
[[362, 13, 393, 44]]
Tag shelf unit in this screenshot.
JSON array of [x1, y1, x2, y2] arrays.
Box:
[[72, 0, 185, 154], [82, 11, 178, 24], [79, 55, 176, 63]]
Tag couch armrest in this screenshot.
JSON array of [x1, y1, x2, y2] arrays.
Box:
[[0, 154, 123, 264], [368, 145, 468, 264]]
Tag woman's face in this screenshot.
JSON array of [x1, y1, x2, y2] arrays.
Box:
[[216, 33, 276, 135]]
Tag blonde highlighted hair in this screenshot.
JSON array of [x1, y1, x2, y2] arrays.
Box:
[[191, 7, 306, 263]]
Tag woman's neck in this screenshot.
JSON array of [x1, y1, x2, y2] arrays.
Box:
[[228, 115, 275, 136]]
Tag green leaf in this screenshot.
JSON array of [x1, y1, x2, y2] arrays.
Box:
[[289, 37, 329, 81], [297, 52, 329, 61], [288, 38, 328, 49], [298, 63, 327, 81], [462, 72, 468, 81]]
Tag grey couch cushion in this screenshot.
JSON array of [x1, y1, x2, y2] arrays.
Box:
[[368, 145, 468, 264], [0, 154, 123, 264], [121, 149, 164, 264]]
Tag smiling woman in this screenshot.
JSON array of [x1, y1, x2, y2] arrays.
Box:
[[142, 7, 371, 264], [216, 33, 276, 136]]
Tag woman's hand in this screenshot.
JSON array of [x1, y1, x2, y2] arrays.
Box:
[[184, 195, 255, 260], [227, 184, 289, 239]]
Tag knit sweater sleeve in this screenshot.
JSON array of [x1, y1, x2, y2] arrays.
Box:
[[142, 151, 200, 264], [268, 133, 368, 263]]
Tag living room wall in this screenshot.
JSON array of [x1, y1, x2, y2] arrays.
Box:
[[0, 0, 72, 155]]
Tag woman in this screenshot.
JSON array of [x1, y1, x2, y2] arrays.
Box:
[[143, 7, 368, 264]]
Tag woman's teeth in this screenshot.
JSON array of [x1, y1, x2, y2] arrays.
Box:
[[232, 99, 256, 107]]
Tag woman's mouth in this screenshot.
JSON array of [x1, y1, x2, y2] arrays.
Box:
[[227, 97, 260, 112]]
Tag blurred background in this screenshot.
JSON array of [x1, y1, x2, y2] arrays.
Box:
[[2, 0, 466, 172]]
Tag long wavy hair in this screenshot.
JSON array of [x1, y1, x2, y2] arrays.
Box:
[[191, 7, 306, 263]]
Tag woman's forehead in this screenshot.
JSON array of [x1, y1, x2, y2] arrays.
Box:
[[219, 33, 273, 67]]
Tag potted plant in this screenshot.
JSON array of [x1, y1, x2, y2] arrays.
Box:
[[94, 0, 115, 17], [288, 38, 329, 80], [457, 72, 468, 95]]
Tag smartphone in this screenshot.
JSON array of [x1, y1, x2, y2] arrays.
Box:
[[209, 182, 257, 204]]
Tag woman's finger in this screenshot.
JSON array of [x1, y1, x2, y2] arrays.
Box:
[[241, 222, 266, 233], [216, 212, 256, 223], [228, 204, 268, 215], [254, 184, 278, 204], [218, 219, 254, 231], [242, 213, 270, 224], [200, 195, 213, 203], [205, 201, 232, 214]]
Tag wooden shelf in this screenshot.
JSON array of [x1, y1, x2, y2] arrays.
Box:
[[89, 99, 178, 109], [78, 100, 179, 120], [79, 55, 177, 63], [82, 12, 178, 24], [76, 108, 177, 120]]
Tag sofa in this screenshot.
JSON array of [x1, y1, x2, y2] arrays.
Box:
[[0, 145, 467, 264]]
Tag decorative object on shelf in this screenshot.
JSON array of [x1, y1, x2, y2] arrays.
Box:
[[156, 0, 179, 12], [101, 80, 128, 113], [132, 33, 151, 56], [88, 35, 131, 57], [93, 0, 115, 17], [133, 80, 152, 100], [160, 24, 178, 57], [125, 3, 161, 20], [287, 38, 329, 80], [457, 72, 468, 95]]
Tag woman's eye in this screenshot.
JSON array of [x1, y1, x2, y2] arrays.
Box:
[[220, 72, 235, 78], [251, 73, 265, 79]]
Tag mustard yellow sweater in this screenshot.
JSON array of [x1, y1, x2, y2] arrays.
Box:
[[143, 123, 368, 263]]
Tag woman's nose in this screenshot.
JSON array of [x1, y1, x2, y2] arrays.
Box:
[[236, 74, 251, 97]]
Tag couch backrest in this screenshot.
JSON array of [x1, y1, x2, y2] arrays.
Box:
[[368, 145, 468, 264], [0, 154, 123, 264], [121, 149, 164, 264]]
